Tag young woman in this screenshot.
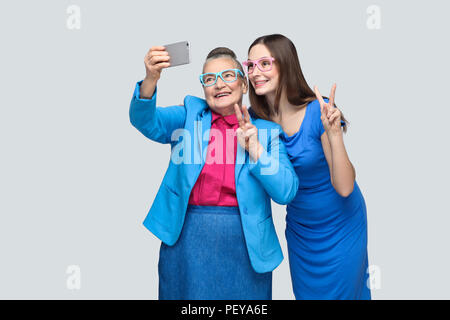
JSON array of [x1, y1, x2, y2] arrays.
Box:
[[129, 46, 299, 299], [244, 34, 371, 300]]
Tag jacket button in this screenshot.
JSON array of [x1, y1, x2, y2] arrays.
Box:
[[243, 207, 248, 215]]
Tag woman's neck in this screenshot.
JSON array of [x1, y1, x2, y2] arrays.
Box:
[[267, 92, 299, 121], [210, 103, 238, 116]]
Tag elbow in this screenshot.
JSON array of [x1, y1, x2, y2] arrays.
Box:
[[336, 185, 354, 198], [129, 106, 139, 129], [129, 114, 137, 129], [272, 195, 290, 205], [286, 174, 299, 203], [272, 197, 290, 206], [130, 114, 142, 132], [273, 174, 299, 205], [129, 107, 150, 135], [129, 114, 143, 134], [330, 176, 354, 198]]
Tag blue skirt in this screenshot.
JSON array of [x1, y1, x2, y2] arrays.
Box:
[[158, 205, 272, 300]]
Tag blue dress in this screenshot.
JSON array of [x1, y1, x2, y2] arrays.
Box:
[[279, 99, 371, 300]]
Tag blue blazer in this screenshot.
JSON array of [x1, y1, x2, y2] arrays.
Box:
[[129, 80, 299, 273]]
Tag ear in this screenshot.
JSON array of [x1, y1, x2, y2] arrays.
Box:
[[242, 77, 249, 94]]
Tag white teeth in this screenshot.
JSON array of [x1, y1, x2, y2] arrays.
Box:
[[215, 93, 230, 97]]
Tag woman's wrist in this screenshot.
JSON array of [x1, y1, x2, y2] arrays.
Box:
[[143, 75, 158, 86], [327, 130, 343, 143], [249, 143, 264, 162], [140, 77, 158, 99]]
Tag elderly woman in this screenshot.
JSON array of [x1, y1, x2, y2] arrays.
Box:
[[129, 46, 298, 300]]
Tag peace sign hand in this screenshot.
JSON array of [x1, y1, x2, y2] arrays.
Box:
[[234, 104, 263, 161], [314, 84, 342, 137]]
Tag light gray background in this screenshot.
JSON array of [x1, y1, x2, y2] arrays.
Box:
[[0, 0, 449, 299]]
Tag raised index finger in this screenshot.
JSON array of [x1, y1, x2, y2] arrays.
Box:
[[314, 85, 326, 112], [241, 105, 251, 124], [234, 103, 245, 128]]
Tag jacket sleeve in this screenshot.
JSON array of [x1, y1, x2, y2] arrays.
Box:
[[129, 80, 187, 144], [248, 128, 299, 205]]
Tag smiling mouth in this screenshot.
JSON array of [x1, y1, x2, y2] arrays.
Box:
[[254, 80, 268, 87], [214, 92, 231, 98]]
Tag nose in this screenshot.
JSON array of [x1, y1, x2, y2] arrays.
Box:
[[251, 65, 262, 78], [214, 76, 226, 88]]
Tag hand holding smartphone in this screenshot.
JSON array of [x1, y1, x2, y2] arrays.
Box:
[[163, 41, 190, 67], [141, 41, 190, 98]]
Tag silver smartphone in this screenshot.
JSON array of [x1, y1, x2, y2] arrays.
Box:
[[164, 41, 190, 67]]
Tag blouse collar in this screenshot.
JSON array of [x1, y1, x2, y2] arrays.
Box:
[[211, 109, 239, 126]]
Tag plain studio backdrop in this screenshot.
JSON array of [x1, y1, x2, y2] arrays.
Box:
[[0, 0, 449, 299]]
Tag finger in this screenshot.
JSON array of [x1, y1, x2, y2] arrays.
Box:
[[327, 106, 340, 118], [150, 55, 170, 65], [146, 46, 167, 59], [244, 128, 257, 138], [329, 83, 336, 107], [150, 46, 166, 52], [322, 103, 329, 117], [321, 113, 329, 125], [327, 106, 337, 118], [234, 103, 245, 128], [148, 51, 169, 58], [314, 86, 326, 110], [244, 122, 254, 130], [236, 128, 246, 148], [154, 62, 171, 70], [328, 110, 341, 124], [150, 60, 171, 70], [241, 105, 251, 124]]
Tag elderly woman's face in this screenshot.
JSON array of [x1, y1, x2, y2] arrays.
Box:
[[202, 57, 248, 116]]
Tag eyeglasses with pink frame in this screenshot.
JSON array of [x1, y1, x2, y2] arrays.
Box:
[[242, 57, 275, 74]]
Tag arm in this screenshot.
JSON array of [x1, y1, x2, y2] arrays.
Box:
[[248, 131, 299, 205], [234, 104, 298, 204], [129, 46, 186, 144], [129, 80, 186, 144], [321, 131, 355, 197], [315, 84, 355, 197]]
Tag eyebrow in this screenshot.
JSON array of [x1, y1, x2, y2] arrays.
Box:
[[247, 56, 270, 61]]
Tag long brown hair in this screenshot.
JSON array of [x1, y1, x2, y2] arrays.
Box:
[[247, 34, 348, 132]]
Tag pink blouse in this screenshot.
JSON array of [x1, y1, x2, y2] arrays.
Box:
[[188, 109, 239, 206]]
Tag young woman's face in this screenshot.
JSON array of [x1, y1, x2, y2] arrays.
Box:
[[202, 57, 247, 115], [247, 44, 279, 98]]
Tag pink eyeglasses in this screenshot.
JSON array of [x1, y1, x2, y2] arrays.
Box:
[[242, 57, 275, 74]]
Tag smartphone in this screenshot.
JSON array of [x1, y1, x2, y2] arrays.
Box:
[[164, 41, 190, 67]]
